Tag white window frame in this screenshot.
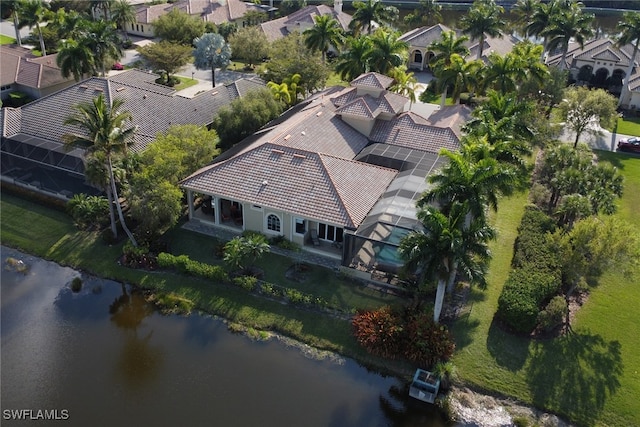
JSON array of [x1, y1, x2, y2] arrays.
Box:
[[265, 213, 282, 234]]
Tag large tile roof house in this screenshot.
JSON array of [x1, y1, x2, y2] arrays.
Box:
[[0, 69, 264, 198], [399, 24, 518, 71], [0, 45, 76, 102], [181, 72, 470, 272], [260, 2, 352, 42], [129, 0, 274, 38], [545, 38, 640, 109]]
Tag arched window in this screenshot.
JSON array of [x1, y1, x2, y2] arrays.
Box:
[[267, 214, 281, 233]]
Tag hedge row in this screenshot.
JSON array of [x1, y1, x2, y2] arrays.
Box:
[[496, 206, 562, 333], [157, 252, 229, 282]]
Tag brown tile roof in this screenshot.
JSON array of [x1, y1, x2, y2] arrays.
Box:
[[370, 112, 460, 153], [0, 45, 72, 89], [4, 70, 260, 153], [425, 105, 472, 138], [135, 0, 262, 25], [547, 38, 637, 69], [350, 72, 394, 90], [334, 90, 406, 119], [260, 5, 352, 42], [182, 142, 397, 227], [400, 24, 516, 62]]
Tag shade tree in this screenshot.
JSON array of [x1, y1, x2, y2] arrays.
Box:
[[557, 86, 618, 148], [153, 8, 206, 45], [229, 26, 270, 69], [137, 41, 193, 83]]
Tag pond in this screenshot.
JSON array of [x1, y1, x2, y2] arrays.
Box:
[[1, 247, 451, 426]]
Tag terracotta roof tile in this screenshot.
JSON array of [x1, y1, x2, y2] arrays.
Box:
[[182, 143, 396, 227], [260, 5, 351, 41], [370, 112, 460, 153], [350, 72, 394, 90]]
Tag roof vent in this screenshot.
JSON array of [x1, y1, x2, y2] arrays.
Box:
[[272, 149, 285, 154], [94, 87, 104, 92], [79, 85, 89, 89], [116, 87, 126, 92], [301, 131, 306, 136], [293, 154, 306, 159], [211, 91, 218, 96], [284, 134, 291, 140], [262, 180, 268, 186], [316, 111, 323, 117]]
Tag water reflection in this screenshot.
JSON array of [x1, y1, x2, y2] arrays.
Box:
[[1, 247, 450, 426], [109, 285, 164, 389]]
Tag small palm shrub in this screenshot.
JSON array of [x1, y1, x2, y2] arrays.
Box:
[[66, 193, 109, 230]]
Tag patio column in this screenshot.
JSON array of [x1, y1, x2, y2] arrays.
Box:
[[187, 189, 194, 220]]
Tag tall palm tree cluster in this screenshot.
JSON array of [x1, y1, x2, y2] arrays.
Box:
[[6, 0, 135, 80]]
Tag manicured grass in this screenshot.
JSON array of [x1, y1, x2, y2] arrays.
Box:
[[172, 75, 200, 91], [452, 152, 640, 426], [326, 72, 349, 87], [616, 116, 640, 137], [163, 226, 405, 312], [0, 35, 16, 45], [419, 91, 454, 106]]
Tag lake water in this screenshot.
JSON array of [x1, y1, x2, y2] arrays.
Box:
[[1, 247, 450, 427]]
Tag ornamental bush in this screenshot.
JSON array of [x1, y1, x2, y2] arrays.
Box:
[[156, 252, 228, 282]]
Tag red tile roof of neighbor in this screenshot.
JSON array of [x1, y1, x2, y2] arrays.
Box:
[[134, 0, 264, 25], [260, 5, 352, 41], [181, 142, 398, 227]]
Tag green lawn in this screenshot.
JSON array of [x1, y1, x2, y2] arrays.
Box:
[[172, 75, 200, 91], [616, 116, 640, 137], [419, 91, 454, 106], [452, 152, 640, 426], [0, 35, 16, 45], [163, 226, 405, 312]]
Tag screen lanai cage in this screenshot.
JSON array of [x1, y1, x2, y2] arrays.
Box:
[[341, 144, 447, 282]]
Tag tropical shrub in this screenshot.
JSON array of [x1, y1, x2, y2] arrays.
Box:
[[233, 275, 258, 291], [66, 193, 109, 230], [537, 295, 568, 333], [156, 252, 228, 282], [122, 241, 157, 269], [352, 306, 455, 366]]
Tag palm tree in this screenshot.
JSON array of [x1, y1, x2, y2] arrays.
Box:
[[399, 202, 493, 323], [80, 20, 123, 77], [348, 0, 398, 36], [335, 36, 373, 81], [267, 81, 292, 106], [482, 52, 523, 94], [56, 39, 96, 81], [16, 0, 50, 56], [3, 0, 23, 46], [432, 54, 482, 107], [460, 0, 505, 60], [110, 0, 136, 41], [428, 30, 469, 69], [615, 11, 640, 107], [512, 0, 540, 38], [542, 1, 594, 69], [303, 15, 345, 64], [525, 0, 565, 56], [419, 148, 516, 225], [91, 0, 114, 21], [193, 33, 232, 87], [389, 67, 418, 105], [64, 94, 137, 246], [403, 0, 442, 28], [367, 29, 408, 75]]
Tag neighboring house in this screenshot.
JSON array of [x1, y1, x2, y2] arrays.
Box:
[[399, 24, 518, 71], [260, 1, 351, 42], [130, 0, 274, 38], [545, 38, 640, 109], [181, 72, 470, 274], [0, 45, 76, 102], [0, 69, 264, 198]]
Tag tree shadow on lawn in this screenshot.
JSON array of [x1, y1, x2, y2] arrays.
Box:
[[526, 331, 623, 426], [486, 317, 531, 371]]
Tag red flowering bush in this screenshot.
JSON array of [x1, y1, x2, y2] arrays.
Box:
[[352, 306, 455, 367]]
